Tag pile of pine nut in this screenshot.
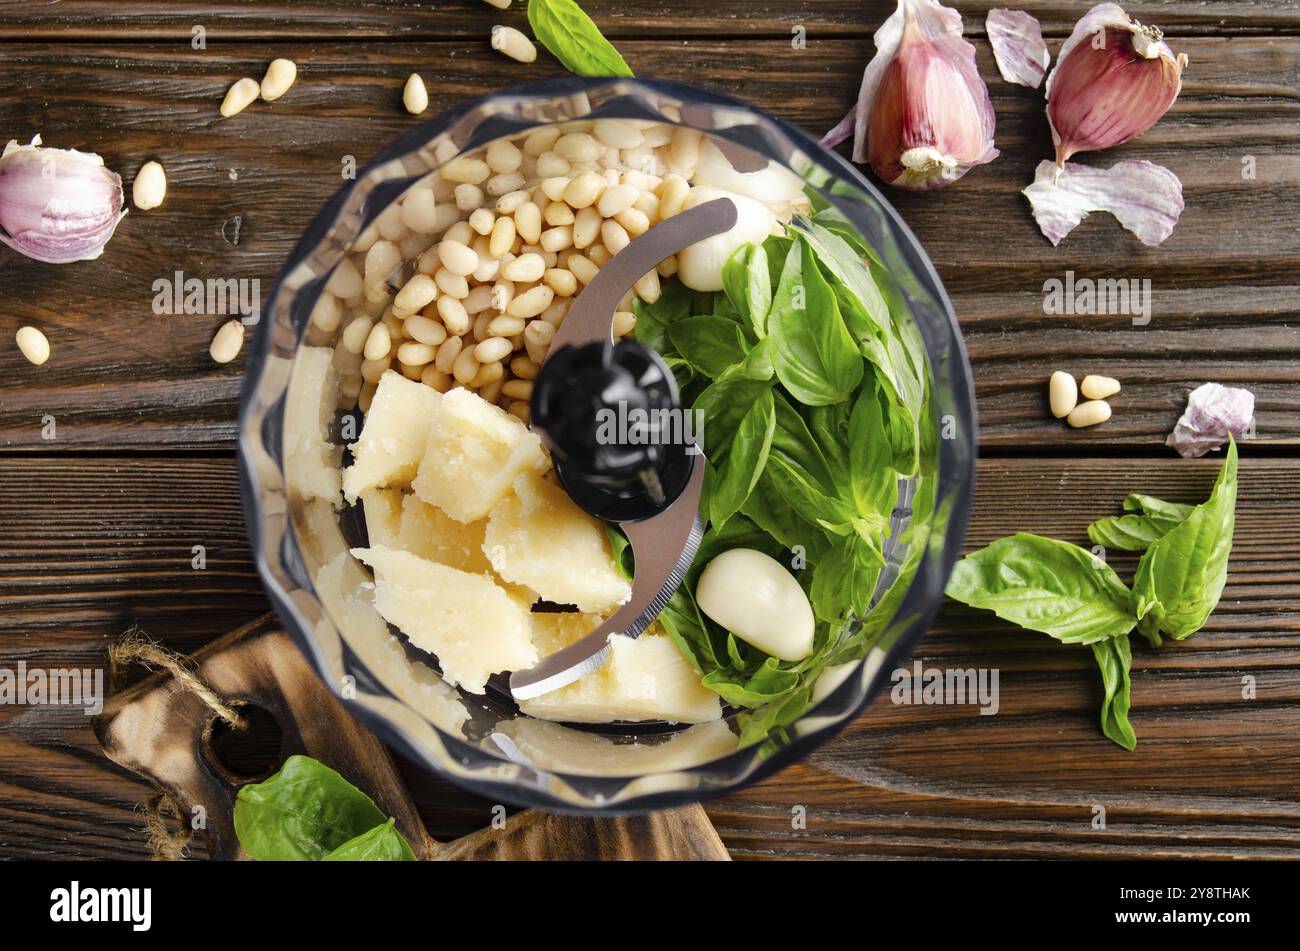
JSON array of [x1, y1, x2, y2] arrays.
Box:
[[305, 117, 733, 423]]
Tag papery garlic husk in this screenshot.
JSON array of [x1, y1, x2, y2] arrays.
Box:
[[855, 0, 998, 190], [0, 134, 126, 263], [1046, 3, 1188, 166]]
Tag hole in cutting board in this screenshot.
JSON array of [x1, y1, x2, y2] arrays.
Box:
[[204, 703, 285, 783]]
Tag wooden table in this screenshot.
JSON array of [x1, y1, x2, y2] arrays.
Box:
[[1, 1, 1296, 860]]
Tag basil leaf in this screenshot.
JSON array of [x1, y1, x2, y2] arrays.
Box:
[[323, 818, 417, 861], [234, 755, 389, 861], [761, 234, 792, 288], [1126, 494, 1195, 521], [1088, 501, 1190, 552], [722, 243, 773, 338], [702, 656, 801, 707], [1091, 636, 1137, 750], [741, 337, 774, 380], [1134, 438, 1238, 644], [632, 281, 701, 354], [848, 380, 900, 521], [945, 533, 1138, 644], [764, 392, 854, 528], [606, 524, 634, 580], [693, 369, 771, 460], [708, 385, 775, 530], [526, 0, 633, 77], [737, 684, 813, 748], [741, 474, 831, 561], [769, 237, 863, 406], [811, 533, 882, 624], [668, 315, 748, 379]]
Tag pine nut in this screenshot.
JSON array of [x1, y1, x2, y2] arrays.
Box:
[[15, 326, 50, 366], [487, 315, 526, 336], [615, 206, 650, 236], [601, 219, 630, 254], [597, 183, 638, 218], [482, 0, 512, 9], [503, 253, 546, 283], [555, 132, 601, 164], [573, 206, 601, 248], [220, 77, 260, 118], [485, 138, 523, 174], [405, 314, 448, 346], [472, 360, 505, 388], [463, 283, 497, 315], [658, 174, 690, 218], [544, 268, 578, 297], [397, 341, 437, 366], [587, 243, 612, 267], [361, 357, 391, 383], [670, 128, 702, 171], [480, 378, 506, 403], [401, 187, 439, 233], [311, 293, 343, 332], [1048, 371, 1078, 419], [363, 322, 392, 360], [540, 299, 570, 326], [364, 240, 402, 289], [524, 319, 556, 346], [437, 239, 479, 276], [434, 268, 469, 299], [421, 366, 453, 392], [593, 120, 643, 149], [540, 225, 574, 253], [474, 336, 514, 363], [210, 320, 245, 364], [377, 205, 408, 241], [437, 296, 472, 335], [399, 361, 424, 381], [536, 152, 571, 178], [544, 201, 575, 226], [434, 335, 463, 373], [508, 285, 555, 319], [442, 157, 491, 185], [641, 124, 674, 147], [540, 176, 570, 202], [452, 346, 481, 384], [564, 170, 605, 209], [1067, 400, 1111, 428], [454, 184, 485, 212], [394, 273, 438, 313], [514, 202, 542, 244], [403, 73, 429, 115], [507, 401, 530, 423], [342, 317, 373, 354], [657, 254, 678, 278], [472, 314, 491, 341], [613, 311, 637, 337], [634, 269, 660, 303], [491, 25, 537, 64], [132, 160, 167, 210], [1081, 375, 1122, 400], [261, 58, 297, 101], [468, 207, 495, 236], [502, 378, 534, 401], [523, 127, 561, 156], [568, 253, 599, 285], [486, 170, 526, 197], [633, 190, 660, 219], [524, 338, 548, 365], [510, 355, 539, 380]]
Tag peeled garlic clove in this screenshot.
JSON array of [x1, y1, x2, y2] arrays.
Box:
[[1046, 3, 1187, 166], [677, 186, 775, 292], [856, 0, 998, 190], [696, 548, 815, 662], [691, 141, 809, 221], [0, 135, 126, 264]]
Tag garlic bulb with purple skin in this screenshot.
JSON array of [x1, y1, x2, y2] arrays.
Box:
[[854, 0, 998, 190], [0, 135, 126, 264], [1046, 3, 1188, 166]]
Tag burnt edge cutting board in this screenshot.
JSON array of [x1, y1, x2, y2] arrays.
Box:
[[94, 612, 730, 861]]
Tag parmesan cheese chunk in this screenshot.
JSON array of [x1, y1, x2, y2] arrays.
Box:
[[343, 370, 443, 503], [283, 346, 343, 506], [484, 473, 631, 612], [359, 487, 404, 548], [411, 387, 548, 523], [352, 545, 537, 694], [396, 493, 492, 574], [520, 625, 721, 725]]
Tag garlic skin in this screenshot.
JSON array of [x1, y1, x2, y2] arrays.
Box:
[[856, 0, 998, 190], [0, 135, 126, 264], [1046, 3, 1187, 166]]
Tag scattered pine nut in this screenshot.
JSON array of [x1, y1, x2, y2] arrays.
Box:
[[132, 160, 167, 210], [1080, 374, 1121, 400], [15, 326, 50, 366], [1067, 400, 1111, 429], [403, 73, 429, 115], [210, 320, 245, 364], [491, 25, 537, 64], [260, 58, 298, 101], [1048, 371, 1077, 419], [482, 0, 512, 9], [220, 77, 261, 118]]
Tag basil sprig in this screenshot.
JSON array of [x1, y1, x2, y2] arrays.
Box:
[[234, 755, 416, 861], [945, 438, 1239, 750], [527, 0, 633, 77]]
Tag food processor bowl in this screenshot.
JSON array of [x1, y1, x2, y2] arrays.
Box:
[[238, 77, 976, 812]]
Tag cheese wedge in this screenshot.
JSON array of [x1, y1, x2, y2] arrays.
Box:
[[520, 621, 721, 725], [484, 473, 631, 612], [352, 545, 536, 694], [358, 487, 404, 548], [342, 370, 442, 503], [283, 346, 343, 506], [396, 493, 492, 574], [411, 387, 548, 523]]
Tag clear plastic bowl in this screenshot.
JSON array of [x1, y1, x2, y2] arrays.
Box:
[[238, 78, 976, 812]]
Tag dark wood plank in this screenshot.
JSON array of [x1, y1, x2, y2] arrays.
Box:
[[1, 454, 1294, 858], [0, 38, 1295, 450], [0, 1, 1296, 39]]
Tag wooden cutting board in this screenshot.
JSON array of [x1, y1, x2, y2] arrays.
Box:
[[94, 613, 729, 861]]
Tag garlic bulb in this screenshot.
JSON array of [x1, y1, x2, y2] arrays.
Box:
[[1046, 3, 1187, 166], [0, 135, 126, 263], [677, 186, 776, 292], [855, 0, 998, 190]]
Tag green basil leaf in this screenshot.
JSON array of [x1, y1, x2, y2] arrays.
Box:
[[708, 385, 775, 530], [526, 0, 633, 77], [1091, 636, 1137, 750], [848, 380, 900, 521], [761, 234, 793, 288], [606, 524, 634, 580], [1088, 510, 1189, 552], [234, 755, 389, 861], [769, 237, 864, 406], [945, 533, 1138, 644], [737, 684, 813, 748], [1134, 438, 1238, 643], [632, 281, 699, 354], [702, 656, 801, 707], [763, 392, 855, 528], [322, 818, 417, 861], [667, 315, 749, 379], [1125, 494, 1196, 521], [810, 205, 885, 267], [693, 369, 771, 460], [741, 474, 831, 562], [811, 533, 882, 624], [721, 243, 773, 338], [659, 585, 725, 674]]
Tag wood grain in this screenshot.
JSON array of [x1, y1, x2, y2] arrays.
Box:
[[0, 1, 1296, 40], [1, 454, 1294, 859], [0, 38, 1295, 450]]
